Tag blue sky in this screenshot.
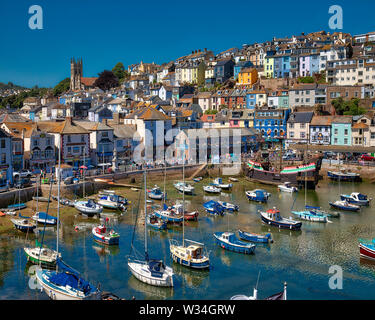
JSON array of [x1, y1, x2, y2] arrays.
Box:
[[0, 0, 374, 88]]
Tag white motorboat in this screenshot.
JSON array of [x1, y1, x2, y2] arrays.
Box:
[[32, 212, 57, 225], [74, 199, 103, 217], [174, 182, 194, 195], [203, 185, 221, 194], [212, 178, 232, 190], [148, 186, 165, 200], [97, 194, 125, 211], [278, 182, 298, 193]]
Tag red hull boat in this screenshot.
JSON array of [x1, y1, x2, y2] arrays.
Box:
[[359, 241, 375, 260]]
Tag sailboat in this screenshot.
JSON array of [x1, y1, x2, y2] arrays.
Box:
[[169, 149, 210, 269], [36, 146, 99, 300], [127, 169, 174, 287]]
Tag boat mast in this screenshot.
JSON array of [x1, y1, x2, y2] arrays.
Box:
[[144, 167, 148, 261], [83, 146, 85, 198], [163, 163, 166, 207], [182, 147, 185, 247], [56, 135, 61, 260]]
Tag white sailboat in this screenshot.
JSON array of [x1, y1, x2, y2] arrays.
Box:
[[169, 145, 210, 269], [127, 169, 174, 287]]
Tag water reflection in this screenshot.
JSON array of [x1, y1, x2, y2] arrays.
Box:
[[128, 276, 174, 300]]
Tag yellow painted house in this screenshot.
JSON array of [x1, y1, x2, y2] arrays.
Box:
[[264, 57, 274, 78], [237, 68, 258, 86]]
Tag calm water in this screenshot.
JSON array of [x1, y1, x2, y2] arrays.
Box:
[[2, 178, 375, 300]]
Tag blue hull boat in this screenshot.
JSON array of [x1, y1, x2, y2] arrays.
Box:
[[203, 200, 225, 216], [213, 232, 256, 254], [260, 208, 302, 230], [147, 214, 167, 230], [327, 171, 361, 182], [340, 193, 371, 206], [329, 201, 360, 212], [238, 230, 273, 243], [245, 189, 271, 203], [8, 203, 27, 210]]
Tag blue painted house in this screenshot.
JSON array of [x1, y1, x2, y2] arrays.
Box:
[[274, 55, 291, 78], [254, 107, 290, 140], [214, 59, 235, 83]]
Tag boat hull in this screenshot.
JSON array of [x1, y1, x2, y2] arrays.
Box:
[[327, 171, 361, 182], [340, 195, 369, 206], [260, 213, 302, 230], [128, 261, 173, 287], [238, 230, 272, 243], [170, 251, 210, 269], [359, 243, 375, 260], [154, 211, 183, 224], [291, 211, 327, 223], [213, 233, 256, 254], [329, 202, 360, 212]]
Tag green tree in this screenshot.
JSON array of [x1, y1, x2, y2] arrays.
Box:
[[298, 76, 314, 83], [331, 97, 366, 116], [53, 78, 70, 96], [197, 61, 206, 87], [112, 62, 129, 84]]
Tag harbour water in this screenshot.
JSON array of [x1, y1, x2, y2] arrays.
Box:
[[1, 177, 375, 300]]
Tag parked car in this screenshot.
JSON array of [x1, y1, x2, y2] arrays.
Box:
[[360, 154, 375, 162], [13, 170, 33, 180]]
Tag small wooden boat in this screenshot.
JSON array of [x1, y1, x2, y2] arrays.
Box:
[[260, 208, 302, 230], [33, 197, 50, 202], [217, 201, 239, 211], [278, 182, 298, 193], [74, 199, 103, 217], [291, 209, 328, 223], [169, 239, 210, 269], [229, 177, 239, 182], [340, 193, 371, 206], [174, 182, 194, 195], [214, 232, 256, 254], [92, 225, 120, 245], [32, 212, 58, 225], [238, 230, 273, 243], [203, 200, 225, 216], [329, 200, 360, 212], [147, 186, 165, 200], [327, 170, 361, 182], [212, 178, 232, 190], [11, 218, 36, 232], [359, 238, 375, 260], [8, 203, 27, 210], [246, 189, 271, 202], [203, 185, 221, 194], [146, 214, 167, 230]]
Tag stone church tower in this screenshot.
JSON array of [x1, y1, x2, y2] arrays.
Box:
[[70, 58, 83, 91]]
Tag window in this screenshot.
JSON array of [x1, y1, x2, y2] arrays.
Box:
[[289, 123, 294, 129], [67, 146, 72, 153], [371, 133, 375, 139], [334, 128, 338, 135], [289, 131, 294, 138], [73, 147, 80, 154], [300, 123, 305, 129], [1, 154, 5, 164], [334, 138, 338, 144], [81, 135, 85, 142], [67, 136, 71, 143], [344, 129, 348, 135], [300, 132, 306, 138], [102, 132, 108, 138], [33, 139, 38, 147], [344, 138, 348, 144]]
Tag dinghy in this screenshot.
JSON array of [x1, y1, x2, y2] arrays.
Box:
[[217, 201, 239, 212], [340, 193, 371, 206], [147, 186, 165, 200], [212, 178, 232, 190], [174, 182, 194, 195], [329, 200, 360, 212], [32, 212, 58, 225], [260, 208, 302, 230], [213, 232, 256, 254], [193, 177, 203, 182]]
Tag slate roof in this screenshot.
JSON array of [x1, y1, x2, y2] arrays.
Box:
[[287, 112, 314, 123]]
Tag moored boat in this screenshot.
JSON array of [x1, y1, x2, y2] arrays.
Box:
[[92, 225, 120, 245], [359, 238, 375, 260], [260, 208, 302, 230], [238, 230, 273, 243], [24, 244, 60, 266], [213, 232, 256, 254], [97, 194, 126, 211], [193, 177, 203, 182], [203, 185, 221, 194], [217, 201, 239, 211], [174, 182, 194, 195], [246, 189, 271, 202], [212, 178, 232, 190], [8, 203, 27, 210], [154, 204, 184, 224], [203, 200, 225, 216], [147, 186, 165, 200], [340, 193, 371, 206], [11, 218, 36, 232], [32, 212, 58, 225], [171, 204, 199, 221], [74, 199, 103, 217], [146, 214, 167, 230], [327, 170, 361, 182], [169, 239, 210, 269], [291, 210, 328, 222], [305, 205, 339, 218], [329, 200, 360, 212]]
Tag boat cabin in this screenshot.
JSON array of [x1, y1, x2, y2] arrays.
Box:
[[186, 245, 204, 259], [266, 208, 281, 221]]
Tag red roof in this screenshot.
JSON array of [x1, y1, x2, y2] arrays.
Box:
[[81, 77, 98, 87]]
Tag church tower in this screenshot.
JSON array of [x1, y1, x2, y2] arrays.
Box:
[[70, 58, 83, 91]]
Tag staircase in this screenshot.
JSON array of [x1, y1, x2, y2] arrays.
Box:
[[188, 163, 207, 180]]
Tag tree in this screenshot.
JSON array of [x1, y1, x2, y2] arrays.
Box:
[[94, 70, 119, 91], [197, 61, 206, 87], [331, 97, 366, 116], [298, 76, 314, 83], [53, 78, 70, 96], [112, 62, 129, 84]]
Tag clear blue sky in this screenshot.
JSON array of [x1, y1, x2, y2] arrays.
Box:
[[0, 0, 374, 88]]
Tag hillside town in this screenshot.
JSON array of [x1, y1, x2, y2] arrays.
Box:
[[0, 30, 375, 189]]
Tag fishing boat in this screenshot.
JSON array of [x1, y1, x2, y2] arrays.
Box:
[[147, 186, 165, 200], [278, 182, 298, 193], [217, 201, 239, 212], [127, 170, 174, 287], [170, 239, 210, 269], [74, 199, 103, 217], [359, 238, 375, 260], [212, 178, 232, 190], [36, 258, 99, 300], [97, 194, 126, 211], [24, 240, 61, 266], [340, 193, 371, 206], [329, 200, 360, 212], [92, 225, 120, 245], [11, 217, 36, 232], [291, 209, 328, 223], [327, 170, 361, 182], [213, 232, 256, 254], [245, 189, 271, 202], [238, 230, 273, 243], [146, 214, 167, 230], [32, 212, 58, 225], [260, 208, 302, 230], [203, 200, 225, 216], [174, 182, 194, 195], [154, 204, 184, 224], [171, 204, 199, 221], [203, 185, 221, 194]]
